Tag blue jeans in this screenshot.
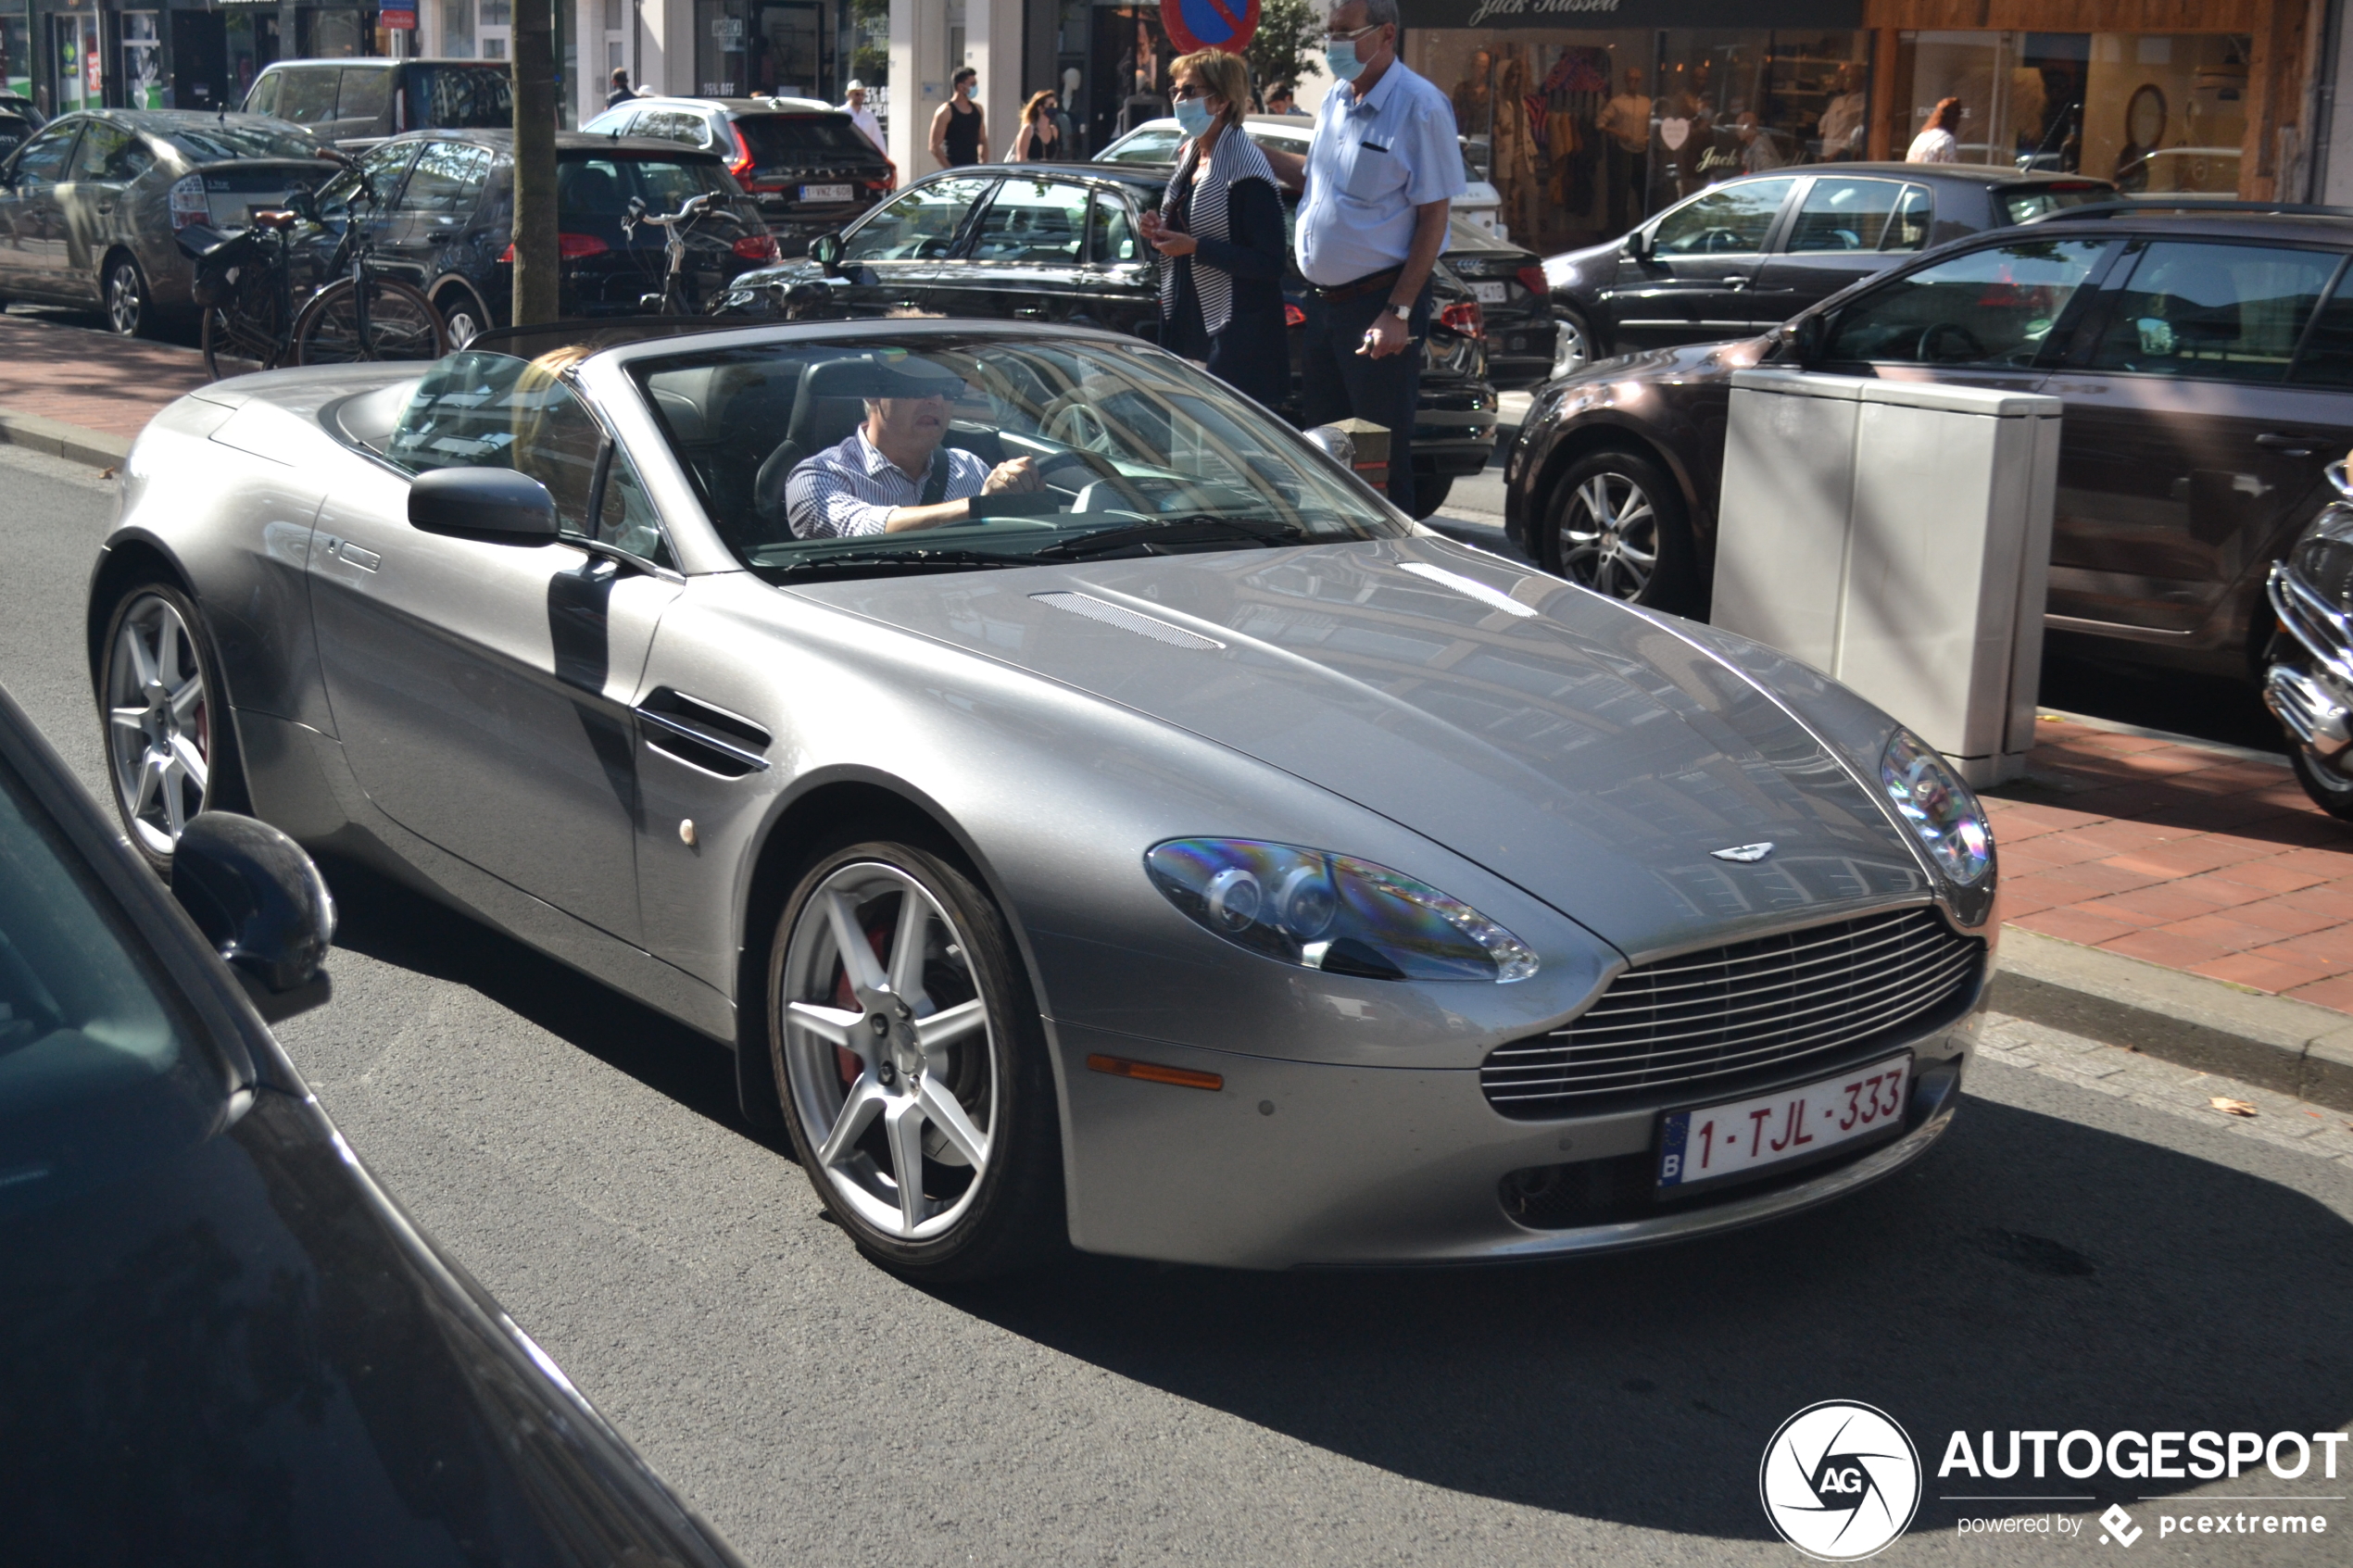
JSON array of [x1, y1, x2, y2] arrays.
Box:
[[1301, 282, 1430, 515]]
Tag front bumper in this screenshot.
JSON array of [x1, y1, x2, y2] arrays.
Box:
[[1052, 1008, 1979, 1270]]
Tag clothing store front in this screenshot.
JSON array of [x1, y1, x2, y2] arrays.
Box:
[[690, 0, 843, 98], [1402, 1, 1871, 257]]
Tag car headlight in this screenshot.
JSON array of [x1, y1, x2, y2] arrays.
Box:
[[1145, 838, 1538, 983], [1880, 729, 1994, 885], [1541, 257, 1579, 290]]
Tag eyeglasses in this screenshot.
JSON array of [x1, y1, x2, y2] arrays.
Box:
[[1173, 83, 1210, 100], [1322, 22, 1387, 45]]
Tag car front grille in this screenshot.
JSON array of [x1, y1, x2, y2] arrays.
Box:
[[1481, 907, 1982, 1118]]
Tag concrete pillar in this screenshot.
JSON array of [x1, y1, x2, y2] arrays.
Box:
[[888, 0, 1018, 177]]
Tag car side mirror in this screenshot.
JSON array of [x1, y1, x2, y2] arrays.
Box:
[[1303, 423, 1356, 467], [409, 467, 561, 541], [171, 813, 335, 1023], [1782, 313, 1828, 368], [809, 232, 844, 273], [1626, 229, 1651, 260]]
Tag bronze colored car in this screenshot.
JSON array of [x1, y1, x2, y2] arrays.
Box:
[[1509, 207, 2353, 686]]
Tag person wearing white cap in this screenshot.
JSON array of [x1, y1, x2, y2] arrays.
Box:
[[842, 82, 886, 156]]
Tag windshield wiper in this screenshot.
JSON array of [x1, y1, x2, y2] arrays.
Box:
[[761, 546, 1033, 580], [1031, 515, 1312, 560]]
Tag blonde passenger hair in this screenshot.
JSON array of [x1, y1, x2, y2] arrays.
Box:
[[1172, 49, 1251, 132]]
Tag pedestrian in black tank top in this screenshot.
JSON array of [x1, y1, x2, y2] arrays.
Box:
[[930, 67, 988, 168]]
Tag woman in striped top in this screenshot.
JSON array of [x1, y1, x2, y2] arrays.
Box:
[[1137, 49, 1288, 410]]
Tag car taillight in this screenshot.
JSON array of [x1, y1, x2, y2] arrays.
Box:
[[734, 232, 780, 262], [1439, 300, 1483, 335], [1516, 265, 1547, 296], [1284, 304, 1305, 327], [497, 233, 610, 262], [170, 174, 208, 232], [730, 123, 756, 182]]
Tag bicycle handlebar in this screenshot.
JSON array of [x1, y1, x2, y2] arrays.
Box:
[[622, 192, 716, 236]]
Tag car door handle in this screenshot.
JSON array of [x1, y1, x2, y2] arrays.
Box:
[[1721, 276, 1749, 289], [2257, 433, 2320, 456], [319, 536, 381, 571], [1013, 305, 1047, 319]]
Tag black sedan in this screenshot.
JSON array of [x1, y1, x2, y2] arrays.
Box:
[[292, 129, 778, 348], [0, 677, 746, 1564], [1509, 207, 2353, 688], [716, 165, 1500, 519], [1543, 162, 2114, 371], [1438, 215, 1557, 392]]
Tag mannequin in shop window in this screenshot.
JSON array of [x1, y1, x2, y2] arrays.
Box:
[[1594, 64, 1649, 234], [1818, 63, 1868, 161], [1452, 49, 1492, 140], [1490, 53, 1539, 242]]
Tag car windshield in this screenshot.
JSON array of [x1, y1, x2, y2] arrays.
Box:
[[1099, 127, 1182, 164], [408, 63, 514, 128], [154, 122, 321, 162], [625, 335, 1406, 577], [735, 113, 879, 164], [2001, 182, 2114, 224], [0, 749, 215, 1210]]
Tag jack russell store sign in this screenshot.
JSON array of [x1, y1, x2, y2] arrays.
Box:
[[1398, 0, 2313, 257]]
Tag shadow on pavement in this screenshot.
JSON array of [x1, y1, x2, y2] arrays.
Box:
[[933, 1096, 2353, 1540]]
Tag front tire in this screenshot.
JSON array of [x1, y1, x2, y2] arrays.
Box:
[[1543, 447, 1700, 613], [769, 837, 1062, 1280], [435, 283, 490, 350], [2289, 746, 2353, 821], [292, 277, 448, 365], [1552, 307, 1595, 379], [1406, 473, 1453, 521], [98, 582, 240, 873]]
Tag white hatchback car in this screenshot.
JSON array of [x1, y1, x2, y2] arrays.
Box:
[[1095, 113, 1506, 238]]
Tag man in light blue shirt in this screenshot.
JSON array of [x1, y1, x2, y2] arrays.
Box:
[[1261, 0, 1463, 515]]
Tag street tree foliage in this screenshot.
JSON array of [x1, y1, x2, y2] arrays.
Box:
[[1246, 0, 1325, 103], [851, 0, 888, 89]]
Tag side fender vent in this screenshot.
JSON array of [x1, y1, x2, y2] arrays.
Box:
[[635, 688, 773, 778]]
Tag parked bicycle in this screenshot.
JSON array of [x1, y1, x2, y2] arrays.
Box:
[[621, 191, 717, 317], [181, 151, 447, 382]]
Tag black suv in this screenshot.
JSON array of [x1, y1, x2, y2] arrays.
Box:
[[282, 130, 775, 346], [1545, 163, 2115, 369], [242, 58, 512, 150], [583, 96, 891, 254], [1510, 204, 2353, 685], [715, 165, 1500, 518]]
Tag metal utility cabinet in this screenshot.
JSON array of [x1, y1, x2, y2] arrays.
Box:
[[1711, 369, 2063, 787]]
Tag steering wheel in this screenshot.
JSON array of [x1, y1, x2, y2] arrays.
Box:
[[1698, 227, 1747, 254], [1915, 321, 1985, 363], [1039, 393, 1119, 455]]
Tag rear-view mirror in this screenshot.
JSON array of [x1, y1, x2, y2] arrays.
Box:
[[809, 232, 844, 272], [171, 813, 335, 1022], [409, 467, 562, 542]]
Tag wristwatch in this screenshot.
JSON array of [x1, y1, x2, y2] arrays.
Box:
[[1382, 301, 1411, 320]]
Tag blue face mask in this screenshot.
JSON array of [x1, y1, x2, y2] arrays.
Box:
[[1174, 95, 1214, 137], [1327, 40, 1365, 82]]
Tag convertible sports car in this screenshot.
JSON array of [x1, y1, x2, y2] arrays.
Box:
[[89, 319, 1995, 1277]]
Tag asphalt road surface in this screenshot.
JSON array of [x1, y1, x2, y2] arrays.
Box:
[[6, 442, 2348, 1566]]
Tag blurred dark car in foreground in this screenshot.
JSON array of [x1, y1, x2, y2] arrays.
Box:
[[585, 94, 894, 254], [0, 680, 744, 1567], [278, 129, 776, 347], [1509, 207, 2353, 689], [242, 57, 514, 150], [0, 109, 327, 335], [1541, 163, 2115, 374], [718, 165, 1498, 517]]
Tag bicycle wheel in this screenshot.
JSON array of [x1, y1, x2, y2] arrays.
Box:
[[292, 277, 449, 366], [200, 289, 287, 382]]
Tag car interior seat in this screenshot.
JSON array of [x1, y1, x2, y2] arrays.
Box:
[[747, 358, 887, 546]]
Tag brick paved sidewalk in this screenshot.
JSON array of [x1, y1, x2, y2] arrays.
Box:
[[0, 313, 220, 441], [1988, 716, 2353, 1012]]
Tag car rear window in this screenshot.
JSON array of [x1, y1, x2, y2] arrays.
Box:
[[558, 152, 743, 216], [271, 67, 343, 125], [154, 122, 322, 162], [2002, 182, 2113, 225], [1101, 127, 1182, 165], [734, 113, 880, 165], [407, 63, 513, 130]]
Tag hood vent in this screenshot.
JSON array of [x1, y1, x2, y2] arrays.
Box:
[[1398, 561, 1541, 620], [1030, 591, 1225, 651]]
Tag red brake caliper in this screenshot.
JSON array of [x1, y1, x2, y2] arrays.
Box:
[[828, 921, 896, 1088]]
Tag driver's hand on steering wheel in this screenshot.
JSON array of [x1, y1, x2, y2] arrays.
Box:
[[982, 456, 1043, 495]]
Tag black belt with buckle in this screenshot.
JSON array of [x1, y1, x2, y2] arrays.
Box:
[[1311, 265, 1404, 305]]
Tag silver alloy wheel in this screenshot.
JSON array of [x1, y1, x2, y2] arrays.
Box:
[[106, 257, 145, 336], [443, 300, 483, 349], [106, 592, 210, 855], [779, 860, 997, 1240], [1552, 312, 1591, 379], [1560, 469, 1658, 600]]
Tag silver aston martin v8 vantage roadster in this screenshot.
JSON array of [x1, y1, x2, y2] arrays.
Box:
[[88, 319, 1996, 1278]]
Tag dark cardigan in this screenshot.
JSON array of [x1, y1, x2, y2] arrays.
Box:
[[1160, 159, 1289, 411]]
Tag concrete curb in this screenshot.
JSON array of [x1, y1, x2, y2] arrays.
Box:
[[0, 408, 131, 471], [1992, 926, 2353, 1111]]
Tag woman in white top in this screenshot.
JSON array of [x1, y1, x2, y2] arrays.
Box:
[[1906, 98, 1961, 163]]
